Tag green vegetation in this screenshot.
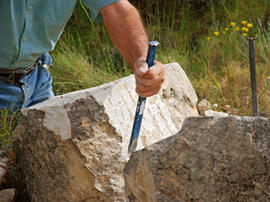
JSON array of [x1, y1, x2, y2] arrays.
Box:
[[1, 0, 270, 153], [50, 0, 131, 95], [51, 0, 270, 116], [0, 110, 19, 153]]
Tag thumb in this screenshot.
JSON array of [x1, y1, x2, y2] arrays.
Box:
[[135, 62, 148, 77]]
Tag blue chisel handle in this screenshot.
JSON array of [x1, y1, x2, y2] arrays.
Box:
[[128, 41, 160, 153]]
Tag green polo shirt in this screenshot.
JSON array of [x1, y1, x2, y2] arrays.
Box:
[[0, 0, 119, 70]]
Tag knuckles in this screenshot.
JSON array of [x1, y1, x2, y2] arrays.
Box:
[[136, 83, 163, 97], [146, 70, 155, 79], [135, 61, 165, 97]]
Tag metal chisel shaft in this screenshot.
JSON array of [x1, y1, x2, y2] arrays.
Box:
[[128, 41, 159, 153]]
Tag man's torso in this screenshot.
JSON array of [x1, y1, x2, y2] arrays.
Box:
[[0, 0, 117, 70], [0, 0, 78, 69]]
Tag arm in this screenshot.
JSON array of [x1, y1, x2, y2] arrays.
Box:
[[101, 0, 165, 97]]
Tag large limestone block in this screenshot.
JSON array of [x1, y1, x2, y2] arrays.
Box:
[[14, 63, 198, 202], [124, 116, 270, 202]]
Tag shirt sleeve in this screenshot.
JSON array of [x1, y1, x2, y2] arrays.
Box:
[[82, 0, 120, 21]]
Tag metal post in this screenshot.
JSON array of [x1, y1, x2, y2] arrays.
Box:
[[248, 37, 259, 116]]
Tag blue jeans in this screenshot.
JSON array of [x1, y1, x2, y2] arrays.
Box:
[[0, 54, 54, 112]]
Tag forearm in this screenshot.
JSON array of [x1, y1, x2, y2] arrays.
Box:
[[101, 0, 148, 71], [101, 0, 165, 98]]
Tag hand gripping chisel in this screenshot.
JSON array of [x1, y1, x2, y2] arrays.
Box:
[[128, 41, 159, 154]]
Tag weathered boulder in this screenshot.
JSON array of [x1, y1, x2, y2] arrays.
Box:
[[14, 63, 198, 202], [124, 116, 270, 202]]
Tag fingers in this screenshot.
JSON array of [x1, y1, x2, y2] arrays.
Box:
[[134, 60, 165, 97], [135, 63, 164, 85], [135, 61, 148, 77], [135, 83, 163, 97]]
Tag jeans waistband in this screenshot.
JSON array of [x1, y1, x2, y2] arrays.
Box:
[[0, 67, 38, 84], [0, 60, 38, 74], [0, 53, 52, 83]]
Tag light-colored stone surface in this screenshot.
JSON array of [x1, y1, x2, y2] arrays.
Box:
[[0, 188, 17, 202], [205, 109, 229, 117], [124, 116, 270, 202], [90, 62, 198, 152], [14, 63, 198, 201]]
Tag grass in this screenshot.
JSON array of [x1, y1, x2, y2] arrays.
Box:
[[143, 0, 270, 116], [48, 0, 270, 119], [50, 39, 122, 95], [0, 110, 19, 154]]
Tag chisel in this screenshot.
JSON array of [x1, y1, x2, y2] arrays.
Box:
[[128, 41, 159, 154]]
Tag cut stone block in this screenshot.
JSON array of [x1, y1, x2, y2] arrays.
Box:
[[14, 63, 198, 201], [124, 116, 270, 202]]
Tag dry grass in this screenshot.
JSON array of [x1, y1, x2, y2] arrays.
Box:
[[194, 62, 270, 117]]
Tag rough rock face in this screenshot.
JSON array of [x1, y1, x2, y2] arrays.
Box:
[[124, 116, 270, 202], [14, 63, 198, 202]]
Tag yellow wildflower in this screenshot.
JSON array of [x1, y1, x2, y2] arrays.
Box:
[[207, 37, 211, 40], [213, 31, 219, 36], [242, 33, 247, 36], [230, 22, 235, 26], [242, 27, 249, 32], [235, 27, 240, 31], [241, 20, 248, 25], [222, 31, 226, 34], [225, 28, 229, 31], [247, 23, 253, 28]]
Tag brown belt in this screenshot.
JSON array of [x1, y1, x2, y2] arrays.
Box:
[[0, 61, 38, 83]]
